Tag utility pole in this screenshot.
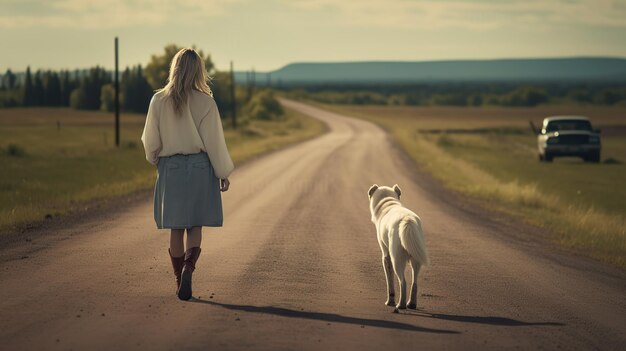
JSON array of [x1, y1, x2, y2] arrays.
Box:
[[114, 36, 120, 147], [248, 67, 255, 100], [230, 61, 237, 129], [245, 70, 251, 102], [252, 67, 256, 91]]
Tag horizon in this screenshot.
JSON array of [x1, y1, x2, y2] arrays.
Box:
[[1, 0, 626, 72], [4, 56, 626, 75]]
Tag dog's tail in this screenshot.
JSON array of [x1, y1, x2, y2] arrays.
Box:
[[399, 216, 429, 266]]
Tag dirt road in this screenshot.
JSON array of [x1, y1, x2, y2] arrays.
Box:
[[1, 99, 624, 350]]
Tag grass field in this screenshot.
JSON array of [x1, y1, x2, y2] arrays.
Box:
[[0, 107, 326, 233], [315, 103, 626, 268]]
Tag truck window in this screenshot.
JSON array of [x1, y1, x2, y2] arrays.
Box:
[[545, 120, 592, 132]]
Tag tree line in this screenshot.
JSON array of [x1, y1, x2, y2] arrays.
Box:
[[0, 65, 152, 112], [280, 82, 626, 107], [0, 44, 237, 117]]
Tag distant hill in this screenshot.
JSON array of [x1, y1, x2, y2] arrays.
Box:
[[234, 58, 626, 85]]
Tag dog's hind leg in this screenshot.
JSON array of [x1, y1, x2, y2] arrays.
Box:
[[382, 255, 395, 306], [407, 259, 421, 309], [391, 254, 407, 309]]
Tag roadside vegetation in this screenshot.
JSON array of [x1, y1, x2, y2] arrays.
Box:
[[0, 101, 326, 233], [0, 44, 327, 234], [0, 44, 236, 116], [313, 103, 626, 268], [282, 83, 626, 107]]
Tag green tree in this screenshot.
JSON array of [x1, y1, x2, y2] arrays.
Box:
[[70, 88, 86, 109], [569, 89, 592, 103], [60, 70, 75, 106], [594, 89, 623, 105], [100, 83, 115, 111], [33, 70, 45, 106], [2, 69, 17, 90], [467, 94, 483, 106], [211, 71, 235, 118], [44, 71, 62, 106], [120, 65, 153, 113], [244, 90, 284, 120], [144, 44, 215, 90], [23, 66, 34, 106], [502, 86, 548, 107], [71, 66, 111, 110]]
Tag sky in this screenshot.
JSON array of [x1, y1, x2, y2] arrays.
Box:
[[1, 0, 626, 72]]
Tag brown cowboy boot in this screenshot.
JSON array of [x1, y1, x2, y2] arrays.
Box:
[[177, 247, 201, 301], [169, 249, 185, 294]]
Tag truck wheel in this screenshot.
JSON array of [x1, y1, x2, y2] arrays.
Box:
[[588, 151, 601, 163], [544, 153, 553, 162]]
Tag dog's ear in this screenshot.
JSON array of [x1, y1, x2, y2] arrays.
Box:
[[368, 184, 379, 198], [393, 184, 402, 198]]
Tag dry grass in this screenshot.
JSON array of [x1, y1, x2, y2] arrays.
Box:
[[317, 102, 626, 268], [226, 108, 327, 162], [0, 106, 326, 233]]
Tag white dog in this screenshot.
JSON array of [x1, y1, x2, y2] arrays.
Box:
[[368, 184, 428, 310]]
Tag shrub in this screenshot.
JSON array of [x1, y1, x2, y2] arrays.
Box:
[[245, 90, 284, 120], [100, 84, 115, 112], [69, 88, 86, 109], [5, 143, 26, 157], [436, 134, 455, 148], [501, 86, 549, 107]]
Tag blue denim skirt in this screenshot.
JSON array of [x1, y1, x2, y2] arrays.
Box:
[[153, 152, 223, 229]]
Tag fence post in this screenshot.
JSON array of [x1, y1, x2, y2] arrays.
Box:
[[114, 37, 120, 147], [230, 61, 237, 129]]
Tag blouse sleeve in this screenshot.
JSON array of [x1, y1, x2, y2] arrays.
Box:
[[140, 95, 162, 165], [198, 99, 234, 179]]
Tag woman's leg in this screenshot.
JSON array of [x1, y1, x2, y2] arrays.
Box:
[[170, 229, 185, 257], [168, 229, 186, 293], [178, 226, 202, 300], [186, 226, 202, 249]]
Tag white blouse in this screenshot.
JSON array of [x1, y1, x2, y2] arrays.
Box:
[[140, 89, 234, 179]]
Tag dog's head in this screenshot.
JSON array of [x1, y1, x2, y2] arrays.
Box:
[[368, 184, 401, 201], [368, 184, 402, 221]]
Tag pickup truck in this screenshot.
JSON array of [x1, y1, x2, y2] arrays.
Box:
[[532, 116, 601, 163]]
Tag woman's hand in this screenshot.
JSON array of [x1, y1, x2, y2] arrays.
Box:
[[220, 178, 230, 192]]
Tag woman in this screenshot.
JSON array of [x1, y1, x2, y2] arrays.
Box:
[[141, 48, 234, 301]]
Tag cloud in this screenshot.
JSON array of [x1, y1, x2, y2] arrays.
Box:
[[0, 0, 241, 29], [281, 0, 626, 30], [0, 0, 624, 30]]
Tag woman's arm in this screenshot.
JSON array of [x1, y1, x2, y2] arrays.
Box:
[[140, 95, 162, 165], [198, 98, 235, 179]]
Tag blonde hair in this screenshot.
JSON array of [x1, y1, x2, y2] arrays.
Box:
[[158, 48, 213, 116]]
